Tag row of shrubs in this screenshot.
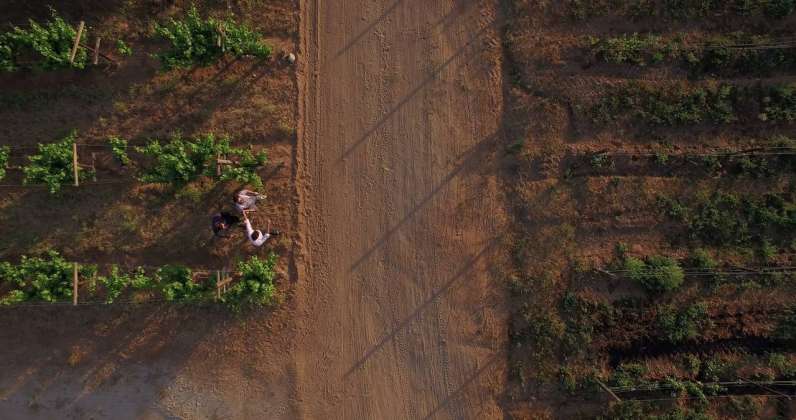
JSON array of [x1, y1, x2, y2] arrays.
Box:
[[588, 32, 796, 77], [2, 131, 267, 193], [568, 0, 796, 21], [661, 192, 796, 249], [580, 143, 796, 179], [0, 6, 272, 72], [592, 82, 796, 126], [0, 250, 279, 311]]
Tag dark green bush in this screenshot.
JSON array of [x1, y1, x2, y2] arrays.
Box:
[[136, 133, 267, 187], [625, 255, 685, 292], [0, 8, 89, 72], [154, 6, 272, 69], [569, 0, 796, 20], [657, 303, 711, 343], [157, 265, 209, 301], [592, 83, 736, 126], [663, 192, 796, 247], [108, 136, 131, 166], [221, 253, 279, 311], [0, 251, 95, 304], [0, 145, 8, 181], [23, 131, 93, 193]]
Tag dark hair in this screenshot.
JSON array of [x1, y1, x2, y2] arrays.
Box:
[[232, 187, 245, 203], [250, 231, 261, 240]]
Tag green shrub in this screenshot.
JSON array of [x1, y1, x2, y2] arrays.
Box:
[[116, 39, 132, 56], [589, 33, 677, 66], [156, 265, 208, 301], [592, 83, 736, 126], [762, 83, 796, 122], [569, 0, 796, 20], [768, 353, 796, 378], [108, 136, 131, 166], [657, 303, 711, 343], [221, 253, 278, 311], [775, 307, 796, 340], [625, 255, 685, 292], [0, 251, 95, 303], [23, 131, 93, 193], [689, 248, 716, 270], [664, 192, 796, 247], [0, 8, 89, 72], [0, 145, 9, 181], [610, 363, 648, 387], [154, 6, 272, 69], [98, 265, 129, 303], [136, 133, 267, 187]]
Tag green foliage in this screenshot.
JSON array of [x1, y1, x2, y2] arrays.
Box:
[[96, 266, 154, 303], [222, 253, 278, 311], [0, 8, 89, 72], [589, 33, 680, 66], [108, 136, 131, 166], [624, 255, 685, 292], [775, 307, 796, 340], [590, 32, 796, 77], [768, 353, 796, 378], [761, 83, 796, 122], [727, 396, 761, 419], [568, 0, 796, 20], [136, 133, 266, 187], [116, 39, 132, 56], [154, 6, 272, 69], [610, 363, 648, 387], [657, 303, 711, 343], [689, 248, 716, 270], [0, 251, 94, 303], [663, 192, 796, 247], [592, 83, 736, 126], [23, 131, 92, 193], [590, 152, 614, 169], [599, 400, 714, 420], [98, 265, 129, 303], [0, 145, 9, 181], [156, 265, 208, 302]]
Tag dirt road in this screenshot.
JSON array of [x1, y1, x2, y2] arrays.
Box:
[[294, 0, 507, 418]]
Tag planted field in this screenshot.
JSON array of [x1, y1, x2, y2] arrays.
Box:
[[0, 1, 300, 417], [504, 1, 796, 418]]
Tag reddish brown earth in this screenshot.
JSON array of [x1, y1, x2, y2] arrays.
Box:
[[294, 0, 507, 418]]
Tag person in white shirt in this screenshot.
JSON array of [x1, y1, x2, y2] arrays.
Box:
[[234, 188, 266, 213], [243, 212, 270, 247]]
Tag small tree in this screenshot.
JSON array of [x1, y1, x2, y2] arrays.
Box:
[[23, 131, 92, 193], [0, 8, 89, 72], [154, 6, 272, 69], [0, 145, 9, 181], [222, 253, 278, 311], [625, 255, 684, 292]]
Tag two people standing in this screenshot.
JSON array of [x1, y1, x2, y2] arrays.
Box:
[[212, 188, 279, 247]]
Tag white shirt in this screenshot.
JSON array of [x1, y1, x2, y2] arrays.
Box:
[[244, 219, 270, 246], [235, 190, 259, 213]]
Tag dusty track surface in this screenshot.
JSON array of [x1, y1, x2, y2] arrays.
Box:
[[294, 0, 507, 418]]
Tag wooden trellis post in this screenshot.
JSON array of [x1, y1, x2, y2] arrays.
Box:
[[595, 378, 622, 402], [216, 268, 233, 300], [92, 37, 101, 65], [72, 143, 80, 186], [73, 263, 79, 306], [69, 21, 85, 65]]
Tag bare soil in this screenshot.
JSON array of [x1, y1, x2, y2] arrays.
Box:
[[293, 0, 509, 417]]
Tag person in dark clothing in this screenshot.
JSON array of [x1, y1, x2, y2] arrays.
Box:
[[212, 212, 240, 237]]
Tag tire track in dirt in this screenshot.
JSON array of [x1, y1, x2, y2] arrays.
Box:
[[295, 0, 508, 418]]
